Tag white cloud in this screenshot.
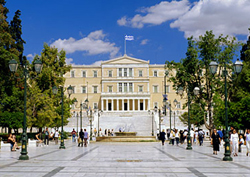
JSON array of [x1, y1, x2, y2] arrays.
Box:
[[27, 53, 35, 59], [118, 0, 250, 38], [91, 60, 103, 66], [117, 0, 190, 28], [50, 30, 120, 58], [140, 39, 149, 45], [170, 0, 250, 38], [65, 58, 75, 65]]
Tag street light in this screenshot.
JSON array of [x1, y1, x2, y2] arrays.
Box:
[[174, 99, 178, 129], [209, 58, 243, 161], [178, 86, 199, 150], [164, 70, 169, 116], [87, 108, 93, 140], [9, 58, 43, 160], [94, 105, 102, 137], [52, 85, 73, 149], [148, 110, 154, 136]]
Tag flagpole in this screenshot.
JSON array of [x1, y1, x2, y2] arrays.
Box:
[[124, 36, 126, 55]]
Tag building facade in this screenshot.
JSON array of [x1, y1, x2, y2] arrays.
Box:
[[64, 55, 193, 135]]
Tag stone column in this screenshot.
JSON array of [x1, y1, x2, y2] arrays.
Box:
[[117, 99, 119, 111], [133, 99, 135, 111], [143, 99, 146, 111]]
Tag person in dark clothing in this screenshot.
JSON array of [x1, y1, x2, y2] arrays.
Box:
[[211, 129, 221, 155], [159, 129, 166, 145], [78, 129, 84, 147], [44, 128, 49, 146]]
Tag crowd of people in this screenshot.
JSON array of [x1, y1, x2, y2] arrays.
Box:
[[159, 128, 206, 146], [159, 127, 250, 157]]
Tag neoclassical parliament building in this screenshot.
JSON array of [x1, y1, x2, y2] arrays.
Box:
[[64, 54, 189, 136]]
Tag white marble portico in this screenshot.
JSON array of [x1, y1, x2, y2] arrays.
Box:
[[101, 96, 150, 112]]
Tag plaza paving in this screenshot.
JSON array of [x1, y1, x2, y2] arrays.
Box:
[[0, 140, 250, 177]]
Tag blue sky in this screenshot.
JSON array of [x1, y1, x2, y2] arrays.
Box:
[[5, 0, 250, 65]]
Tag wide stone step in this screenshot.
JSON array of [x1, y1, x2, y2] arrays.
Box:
[[96, 136, 156, 142]]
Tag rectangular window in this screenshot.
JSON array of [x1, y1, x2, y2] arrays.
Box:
[[108, 86, 112, 93], [153, 71, 157, 77], [71, 71, 75, 78], [124, 83, 128, 92], [94, 103, 98, 109], [166, 85, 170, 93], [108, 70, 112, 77], [177, 102, 181, 109], [139, 70, 143, 77], [119, 83, 122, 92], [139, 86, 143, 92], [119, 68, 122, 77], [129, 83, 133, 92], [124, 68, 127, 77], [82, 71, 86, 77], [82, 86, 86, 93], [153, 86, 158, 93], [93, 86, 97, 93], [93, 71, 97, 77], [129, 68, 132, 77]]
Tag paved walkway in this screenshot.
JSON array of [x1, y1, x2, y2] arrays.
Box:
[[0, 140, 250, 177]]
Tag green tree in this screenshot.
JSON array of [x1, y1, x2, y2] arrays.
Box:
[[166, 31, 240, 135], [26, 44, 72, 130]]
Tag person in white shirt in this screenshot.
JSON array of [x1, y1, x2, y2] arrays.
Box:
[[54, 130, 59, 145], [230, 129, 239, 156], [244, 129, 250, 156], [170, 130, 175, 145], [183, 130, 188, 144], [175, 129, 180, 146], [190, 128, 194, 145]]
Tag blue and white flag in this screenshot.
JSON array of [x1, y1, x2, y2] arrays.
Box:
[[125, 35, 134, 41]]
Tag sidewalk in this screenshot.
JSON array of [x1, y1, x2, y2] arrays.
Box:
[[0, 140, 250, 176]]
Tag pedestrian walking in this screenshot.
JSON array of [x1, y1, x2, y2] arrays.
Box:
[[71, 128, 77, 142], [175, 129, 180, 146], [190, 128, 194, 145], [54, 130, 59, 145], [44, 128, 49, 146], [211, 129, 221, 155], [239, 135, 244, 153], [159, 129, 166, 145], [83, 129, 89, 147], [170, 129, 175, 145], [78, 129, 84, 147], [245, 129, 250, 156], [230, 129, 239, 156], [198, 129, 204, 146]]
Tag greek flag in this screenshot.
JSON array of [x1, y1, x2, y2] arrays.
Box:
[[125, 35, 134, 41]]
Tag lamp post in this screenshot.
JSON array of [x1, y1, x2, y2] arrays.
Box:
[[76, 112, 79, 134], [178, 86, 199, 150], [9, 58, 43, 160], [174, 99, 178, 129], [164, 70, 169, 116], [87, 108, 93, 140], [148, 110, 154, 136], [73, 99, 84, 131], [168, 103, 172, 144], [94, 105, 102, 137], [52, 85, 73, 149], [209, 59, 243, 161]]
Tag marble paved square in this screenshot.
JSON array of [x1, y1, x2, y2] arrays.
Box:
[[1, 140, 250, 176]]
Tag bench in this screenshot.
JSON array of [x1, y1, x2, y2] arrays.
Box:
[[0, 141, 11, 150], [28, 139, 44, 147]]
